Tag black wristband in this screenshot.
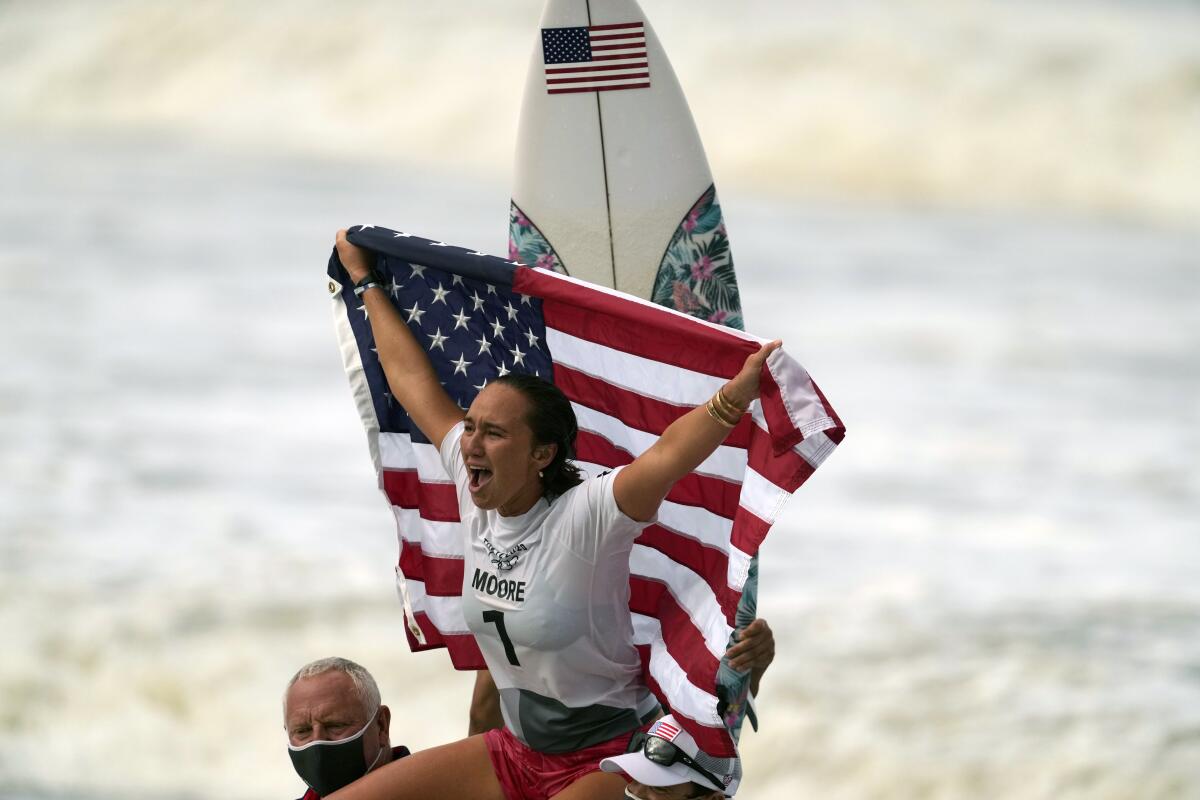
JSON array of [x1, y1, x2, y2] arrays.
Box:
[[353, 271, 382, 297]]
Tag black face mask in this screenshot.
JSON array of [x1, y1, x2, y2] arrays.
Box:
[[288, 711, 383, 797]]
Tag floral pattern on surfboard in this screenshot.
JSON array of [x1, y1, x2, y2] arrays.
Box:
[[508, 202, 567, 274], [509, 188, 743, 331], [651, 185, 743, 330]]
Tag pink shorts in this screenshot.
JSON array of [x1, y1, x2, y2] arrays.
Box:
[[483, 725, 638, 800]]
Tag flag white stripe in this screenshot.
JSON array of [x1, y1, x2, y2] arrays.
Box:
[[632, 614, 723, 726], [552, 55, 646, 67], [547, 328, 726, 405], [631, 546, 728, 659], [655, 500, 735, 559], [548, 82, 652, 93], [727, 546, 754, 592], [550, 70, 648, 80], [393, 577, 471, 635], [735, 468, 790, 525], [394, 507, 463, 558], [796, 429, 838, 469], [766, 351, 826, 429], [331, 289, 384, 473], [379, 432, 418, 469]]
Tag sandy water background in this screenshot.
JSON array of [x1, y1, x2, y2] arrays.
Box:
[[2, 2, 1198, 798]]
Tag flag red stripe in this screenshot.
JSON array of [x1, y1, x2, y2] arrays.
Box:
[[747, 423, 816, 492], [757, 364, 804, 455], [547, 83, 651, 94], [404, 613, 485, 668], [518, 268, 757, 377], [669, 472, 742, 519], [729, 506, 771, 556], [590, 43, 648, 53], [656, 722, 681, 739], [546, 61, 649, 75], [403, 610, 446, 651], [443, 633, 486, 669], [554, 363, 754, 450], [382, 469, 460, 522], [636, 524, 740, 624], [554, 364, 688, 436], [399, 541, 464, 596], [574, 430, 742, 518], [630, 577, 720, 692], [811, 379, 846, 443], [589, 32, 646, 42], [587, 22, 644, 32], [573, 428, 633, 468], [632, 647, 735, 757], [589, 53, 649, 62], [547, 72, 649, 85]]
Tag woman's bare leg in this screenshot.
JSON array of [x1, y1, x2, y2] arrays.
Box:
[[326, 734, 505, 800], [550, 770, 629, 800]]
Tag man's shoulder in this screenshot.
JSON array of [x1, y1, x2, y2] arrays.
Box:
[[292, 748, 408, 800]]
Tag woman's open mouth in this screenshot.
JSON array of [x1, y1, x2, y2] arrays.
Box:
[[468, 466, 493, 493]]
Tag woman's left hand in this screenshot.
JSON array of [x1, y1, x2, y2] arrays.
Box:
[[725, 618, 775, 674], [722, 340, 782, 409]]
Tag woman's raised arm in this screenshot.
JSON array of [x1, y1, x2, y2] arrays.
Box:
[[613, 340, 781, 522], [335, 229, 465, 449]]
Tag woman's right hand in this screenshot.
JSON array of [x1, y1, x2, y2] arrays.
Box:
[[723, 339, 782, 409], [335, 228, 373, 284]]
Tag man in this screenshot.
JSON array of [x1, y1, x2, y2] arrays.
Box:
[[599, 714, 741, 799], [283, 657, 411, 799]]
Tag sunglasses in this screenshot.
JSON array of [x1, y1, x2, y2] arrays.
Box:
[[626, 731, 723, 793]]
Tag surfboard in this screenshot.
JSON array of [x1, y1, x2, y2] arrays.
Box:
[[509, 0, 744, 329]]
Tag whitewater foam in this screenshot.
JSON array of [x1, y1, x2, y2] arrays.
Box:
[[1, 0, 1197, 223]]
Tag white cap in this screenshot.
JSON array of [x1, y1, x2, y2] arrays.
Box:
[[600, 715, 741, 797]]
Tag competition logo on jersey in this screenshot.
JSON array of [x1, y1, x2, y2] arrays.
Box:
[[482, 537, 530, 571]]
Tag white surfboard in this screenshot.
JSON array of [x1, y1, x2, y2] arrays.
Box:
[[509, 0, 744, 329]]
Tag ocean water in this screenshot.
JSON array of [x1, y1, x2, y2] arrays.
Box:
[[2, 0, 1198, 224], [1, 1, 1198, 799]]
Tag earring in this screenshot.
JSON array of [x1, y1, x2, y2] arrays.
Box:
[[538, 470, 544, 478]]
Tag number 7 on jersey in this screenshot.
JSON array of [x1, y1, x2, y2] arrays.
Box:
[[482, 610, 520, 666]]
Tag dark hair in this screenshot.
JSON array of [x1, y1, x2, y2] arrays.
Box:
[[493, 373, 583, 498]]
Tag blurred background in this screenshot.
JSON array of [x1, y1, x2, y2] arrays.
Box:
[[1, 1, 1197, 798]]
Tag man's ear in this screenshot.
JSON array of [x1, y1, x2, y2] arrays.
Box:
[[377, 705, 391, 747]]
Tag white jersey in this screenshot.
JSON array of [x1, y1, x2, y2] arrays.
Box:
[[440, 422, 660, 753]]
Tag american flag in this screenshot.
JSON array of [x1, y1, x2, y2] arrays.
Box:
[[650, 718, 682, 742], [328, 226, 844, 756], [541, 21, 650, 95]]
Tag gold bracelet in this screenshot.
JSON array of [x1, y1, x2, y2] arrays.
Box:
[[715, 387, 748, 417], [706, 397, 738, 428], [713, 390, 746, 424]]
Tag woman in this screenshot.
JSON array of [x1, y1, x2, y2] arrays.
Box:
[[329, 229, 778, 800]]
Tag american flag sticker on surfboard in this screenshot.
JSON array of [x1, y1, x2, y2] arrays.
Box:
[[541, 21, 650, 94]]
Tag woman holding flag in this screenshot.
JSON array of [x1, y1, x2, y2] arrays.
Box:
[[326, 229, 769, 800]]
